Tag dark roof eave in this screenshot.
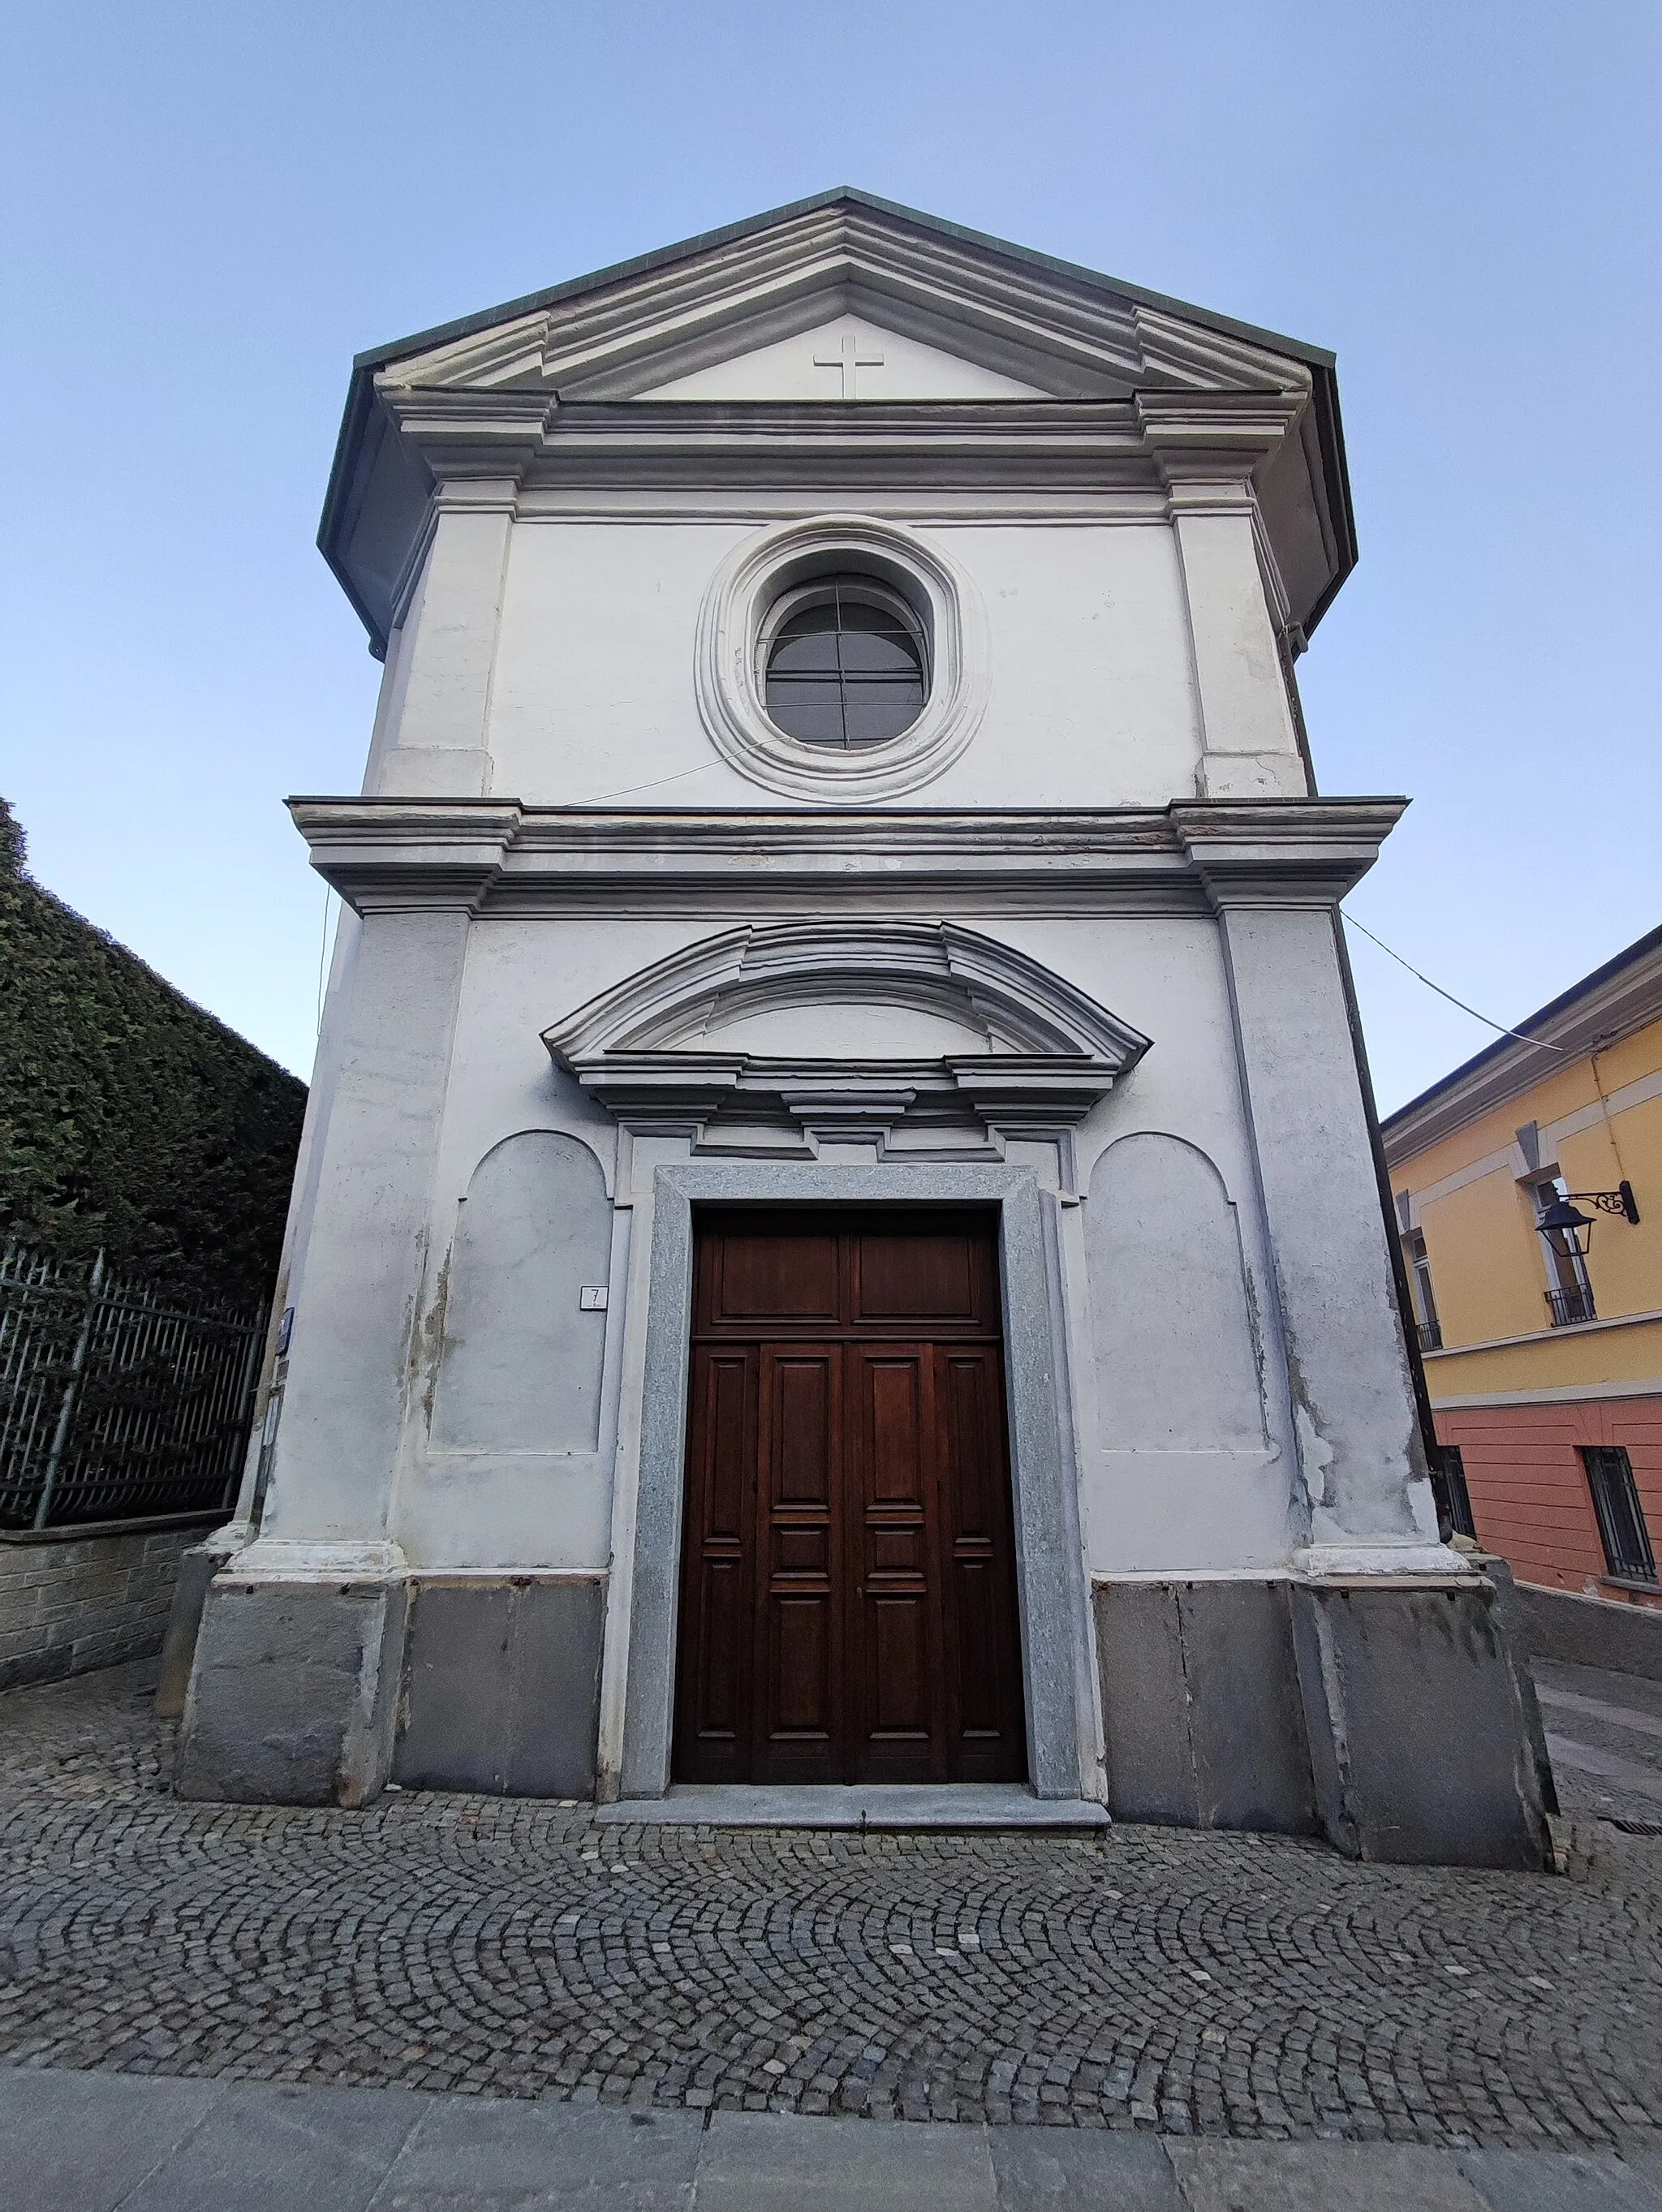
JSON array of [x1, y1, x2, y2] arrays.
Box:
[[316, 369, 388, 648], [1302, 368, 1358, 631]]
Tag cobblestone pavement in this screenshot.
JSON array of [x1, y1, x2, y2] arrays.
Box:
[[2, 1660, 1660, 2154], [1535, 1657, 1662, 1830]]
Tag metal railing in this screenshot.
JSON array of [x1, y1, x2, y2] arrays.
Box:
[[0, 1244, 265, 1530], [1416, 1319, 1443, 1353], [1546, 1284, 1598, 1328]]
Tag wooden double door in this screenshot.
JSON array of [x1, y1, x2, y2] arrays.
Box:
[[672, 1208, 1027, 1786]]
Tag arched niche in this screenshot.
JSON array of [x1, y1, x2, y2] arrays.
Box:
[[1086, 1133, 1267, 1451], [433, 1131, 612, 1453]]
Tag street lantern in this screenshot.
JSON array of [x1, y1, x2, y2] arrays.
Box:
[[1537, 1196, 1595, 1261]]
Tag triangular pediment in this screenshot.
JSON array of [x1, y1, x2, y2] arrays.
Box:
[[367, 192, 1317, 406], [323, 192, 1355, 651], [634, 315, 1044, 402]]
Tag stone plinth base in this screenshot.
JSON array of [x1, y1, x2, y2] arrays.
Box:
[[394, 1577, 603, 1799], [1092, 1578, 1318, 1835], [1290, 1577, 1548, 1868], [1095, 1573, 1550, 1869], [177, 1576, 407, 1806], [176, 1569, 605, 1805]]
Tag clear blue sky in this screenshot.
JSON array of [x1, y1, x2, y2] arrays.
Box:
[[4, 2, 1658, 1111]]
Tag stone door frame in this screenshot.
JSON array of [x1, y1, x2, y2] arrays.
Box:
[[614, 1162, 1096, 1801]]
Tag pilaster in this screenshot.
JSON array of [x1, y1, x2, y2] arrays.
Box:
[[178, 905, 472, 1804], [1166, 479, 1307, 800], [1203, 893, 1449, 1570], [372, 497, 512, 797]]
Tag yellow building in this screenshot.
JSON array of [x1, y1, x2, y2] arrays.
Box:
[[1381, 925, 1661, 1609]]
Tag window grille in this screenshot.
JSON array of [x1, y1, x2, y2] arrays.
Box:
[[764, 575, 927, 747], [1581, 1445, 1656, 1582], [0, 1244, 265, 1530], [1438, 1444, 1478, 1541], [1402, 1230, 1442, 1351]]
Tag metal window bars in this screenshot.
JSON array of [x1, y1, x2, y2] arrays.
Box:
[[1582, 1445, 1657, 1583], [0, 1243, 265, 1530], [1545, 1284, 1598, 1328]]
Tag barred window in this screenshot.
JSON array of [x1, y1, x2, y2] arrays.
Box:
[[1437, 1444, 1477, 1541], [1403, 1230, 1442, 1352], [1582, 1446, 1656, 1582]]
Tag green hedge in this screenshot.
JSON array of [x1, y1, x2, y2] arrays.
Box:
[[0, 799, 307, 1302]]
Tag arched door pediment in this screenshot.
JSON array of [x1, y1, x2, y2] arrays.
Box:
[[542, 923, 1150, 1138]]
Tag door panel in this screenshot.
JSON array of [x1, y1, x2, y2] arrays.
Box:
[[673, 1347, 757, 1782], [756, 1347, 840, 1779], [709, 1227, 839, 1325], [674, 1211, 1026, 1786], [849, 1347, 939, 1778], [937, 1348, 1023, 1775], [855, 1229, 983, 1323], [864, 1353, 925, 1503]]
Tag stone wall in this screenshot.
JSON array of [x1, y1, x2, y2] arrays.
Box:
[[0, 1519, 216, 1691], [1518, 1579, 1662, 1681]]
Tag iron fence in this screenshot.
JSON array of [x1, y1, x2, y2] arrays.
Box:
[[1545, 1284, 1598, 1328], [0, 1243, 265, 1530]]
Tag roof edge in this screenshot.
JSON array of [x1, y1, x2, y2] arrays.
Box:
[[1380, 920, 1662, 1151], [320, 187, 1353, 651], [351, 187, 1341, 381]]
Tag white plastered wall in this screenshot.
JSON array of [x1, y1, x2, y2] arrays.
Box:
[[383, 516, 1209, 812], [376, 909, 1298, 1584]]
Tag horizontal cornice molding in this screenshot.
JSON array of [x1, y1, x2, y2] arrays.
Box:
[[287, 795, 1405, 918], [380, 387, 1302, 500]]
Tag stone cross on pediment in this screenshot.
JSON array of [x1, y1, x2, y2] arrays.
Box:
[[812, 329, 885, 398]]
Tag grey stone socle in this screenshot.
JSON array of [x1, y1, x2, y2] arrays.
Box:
[[176, 1577, 405, 1807], [395, 1575, 604, 1797], [1290, 1577, 1549, 1869], [1095, 1578, 1317, 1833]]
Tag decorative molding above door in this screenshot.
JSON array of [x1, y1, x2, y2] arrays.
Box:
[[540, 919, 1151, 1147]]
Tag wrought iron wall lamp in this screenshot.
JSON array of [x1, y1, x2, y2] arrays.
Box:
[[1537, 1181, 1642, 1260]]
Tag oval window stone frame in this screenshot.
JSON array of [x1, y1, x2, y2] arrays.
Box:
[[694, 513, 990, 803]]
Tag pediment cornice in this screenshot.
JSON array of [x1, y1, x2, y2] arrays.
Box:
[[369, 199, 1316, 407], [538, 919, 1152, 1142], [321, 191, 1354, 650]]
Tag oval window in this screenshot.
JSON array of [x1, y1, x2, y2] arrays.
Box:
[[763, 575, 927, 748]]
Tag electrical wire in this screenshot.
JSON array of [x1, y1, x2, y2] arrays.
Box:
[[572, 761, 721, 807], [1341, 910, 1570, 1056]]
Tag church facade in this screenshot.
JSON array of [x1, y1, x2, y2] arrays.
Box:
[[179, 192, 1548, 1865]]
